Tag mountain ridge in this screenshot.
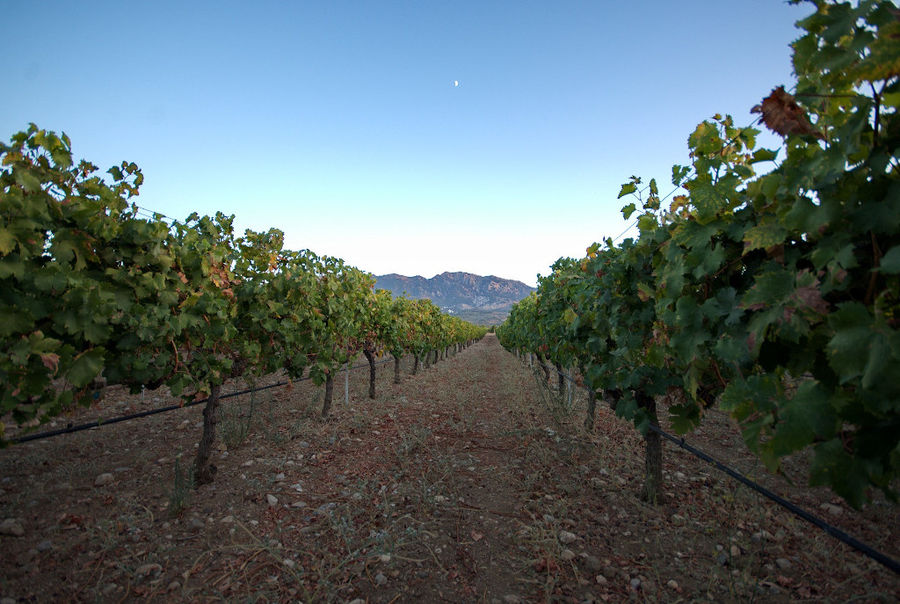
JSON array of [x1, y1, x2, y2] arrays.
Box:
[[374, 271, 534, 326]]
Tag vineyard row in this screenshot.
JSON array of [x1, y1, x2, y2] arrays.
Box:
[[0, 126, 485, 485], [497, 0, 900, 509]]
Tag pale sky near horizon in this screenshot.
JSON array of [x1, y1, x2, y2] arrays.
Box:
[[4, 1, 809, 287]]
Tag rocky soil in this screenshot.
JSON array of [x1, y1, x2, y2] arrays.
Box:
[[0, 335, 897, 602]]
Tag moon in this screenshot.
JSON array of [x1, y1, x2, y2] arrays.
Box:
[[453, 80, 459, 87]]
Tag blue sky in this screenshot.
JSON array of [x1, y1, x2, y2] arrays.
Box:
[[4, 1, 809, 286]]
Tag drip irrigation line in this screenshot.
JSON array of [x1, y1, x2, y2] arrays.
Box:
[[11, 380, 289, 444], [529, 356, 900, 575], [11, 356, 397, 445], [649, 424, 900, 575]]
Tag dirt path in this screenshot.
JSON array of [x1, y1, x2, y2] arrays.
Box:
[[1, 335, 898, 602]]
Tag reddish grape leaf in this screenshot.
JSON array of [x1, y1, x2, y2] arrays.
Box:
[[751, 86, 824, 140]]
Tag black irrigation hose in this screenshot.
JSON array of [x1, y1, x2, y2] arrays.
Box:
[[11, 380, 290, 444], [532, 356, 900, 576], [650, 425, 900, 575], [11, 357, 397, 445]]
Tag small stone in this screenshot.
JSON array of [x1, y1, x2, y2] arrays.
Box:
[[752, 530, 773, 542], [378, 553, 391, 563], [102, 583, 118, 595], [114, 466, 130, 473], [434, 495, 447, 503], [189, 517, 205, 530], [221, 515, 234, 524], [595, 574, 607, 585], [291, 501, 307, 508], [168, 581, 181, 592], [558, 530, 577, 544], [316, 502, 336, 515], [283, 558, 296, 569], [667, 579, 679, 590], [776, 557, 791, 570], [275, 473, 286, 481], [241, 460, 254, 467], [94, 473, 114, 486], [716, 552, 728, 566], [560, 549, 576, 561], [502, 596, 521, 604], [630, 577, 641, 590], [299, 441, 310, 449], [820, 503, 842, 517], [670, 514, 685, 526], [375, 572, 388, 586], [730, 544, 741, 557], [135, 563, 162, 578], [36, 539, 53, 552], [582, 555, 602, 571], [0, 518, 24, 537], [266, 494, 278, 507]]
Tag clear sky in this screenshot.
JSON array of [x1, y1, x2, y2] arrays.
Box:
[[4, 0, 809, 287]]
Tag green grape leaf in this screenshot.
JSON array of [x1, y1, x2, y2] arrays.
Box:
[[751, 148, 778, 163], [687, 180, 721, 224], [827, 303, 872, 384], [743, 223, 788, 252], [880, 245, 900, 274], [618, 183, 637, 199], [0, 306, 32, 336], [672, 164, 690, 187], [0, 228, 16, 254], [0, 256, 25, 279], [769, 381, 836, 457], [14, 170, 42, 193], [688, 121, 721, 155], [66, 348, 105, 387], [668, 403, 701, 434], [637, 214, 657, 233], [742, 270, 793, 309], [809, 439, 869, 509]]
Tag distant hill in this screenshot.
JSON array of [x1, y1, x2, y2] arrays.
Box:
[[375, 271, 534, 326]]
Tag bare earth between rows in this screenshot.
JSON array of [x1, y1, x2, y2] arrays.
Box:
[[1, 335, 898, 602]]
